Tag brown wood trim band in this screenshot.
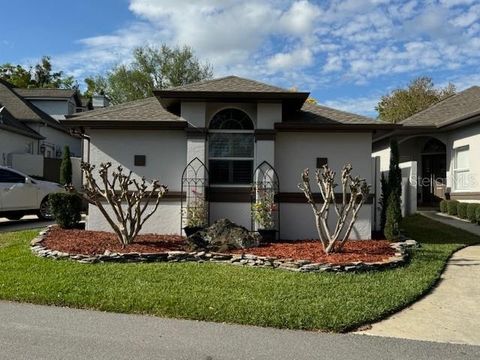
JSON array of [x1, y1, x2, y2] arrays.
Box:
[[255, 129, 276, 141], [186, 127, 207, 139], [275, 122, 398, 132], [208, 187, 251, 202], [207, 188, 374, 204], [278, 192, 374, 204], [449, 192, 480, 201], [62, 121, 188, 130]]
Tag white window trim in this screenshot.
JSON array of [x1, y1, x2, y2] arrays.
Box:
[[453, 145, 470, 192]]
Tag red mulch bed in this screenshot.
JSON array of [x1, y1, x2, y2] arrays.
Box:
[[43, 228, 394, 265], [229, 240, 395, 265], [43, 228, 186, 255]]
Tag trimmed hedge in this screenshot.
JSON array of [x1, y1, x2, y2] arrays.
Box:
[[49, 192, 82, 229], [457, 202, 469, 219], [467, 203, 480, 223], [439, 200, 448, 213], [447, 200, 460, 216], [476, 206, 480, 224]]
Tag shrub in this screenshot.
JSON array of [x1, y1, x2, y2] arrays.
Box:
[[476, 206, 480, 224], [60, 145, 72, 185], [467, 203, 479, 223], [49, 192, 82, 229], [439, 200, 448, 213], [447, 200, 459, 216], [457, 202, 468, 219], [384, 192, 402, 241]]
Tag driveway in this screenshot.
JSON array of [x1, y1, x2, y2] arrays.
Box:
[[0, 215, 54, 232], [0, 301, 478, 360], [359, 212, 480, 346]]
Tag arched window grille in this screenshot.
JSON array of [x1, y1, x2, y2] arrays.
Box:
[[180, 157, 209, 234], [251, 161, 280, 241], [208, 109, 254, 185]]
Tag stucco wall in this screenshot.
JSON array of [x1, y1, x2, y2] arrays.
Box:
[[87, 202, 181, 235], [8, 153, 44, 176], [276, 132, 373, 191], [28, 123, 81, 157], [87, 129, 187, 191], [29, 99, 74, 119], [0, 130, 38, 165], [447, 123, 480, 193], [276, 132, 373, 239]]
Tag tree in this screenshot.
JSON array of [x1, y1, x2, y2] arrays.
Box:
[[384, 192, 402, 241], [60, 146, 72, 186], [376, 77, 456, 123], [379, 173, 388, 230], [0, 64, 32, 88], [382, 139, 403, 240], [81, 162, 168, 246], [298, 164, 370, 254], [0, 56, 76, 89], [84, 45, 213, 104]]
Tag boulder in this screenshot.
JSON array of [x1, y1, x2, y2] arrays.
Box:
[[186, 219, 260, 252]]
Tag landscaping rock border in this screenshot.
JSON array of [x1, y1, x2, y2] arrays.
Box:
[[30, 226, 416, 273]]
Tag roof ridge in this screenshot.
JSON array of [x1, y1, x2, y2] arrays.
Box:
[[70, 97, 158, 118], [303, 101, 379, 122], [163, 75, 291, 92], [400, 86, 479, 123], [0, 78, 58, 122]]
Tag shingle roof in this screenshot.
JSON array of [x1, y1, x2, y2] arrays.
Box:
[[67, 97, 182, 122], [163, 75, 291, 93], [0, 106, 44, 139], [400, 86, 480, 127], [13, 88, 77, 99], [297, 102, 381, 125], [0, 79, 68, 132]]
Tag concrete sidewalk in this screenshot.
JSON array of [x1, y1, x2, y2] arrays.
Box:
[[420, 210, 480, 236], [359, 212, 480, 345], [0, 301, 478, 360]]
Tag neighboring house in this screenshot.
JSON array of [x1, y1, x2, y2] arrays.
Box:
[[0, 79, 81, 158], [13, 88, 85, 120], [0, 105, 44, 162], [63, 76, 392, 240], [373, 86, 480, 214]]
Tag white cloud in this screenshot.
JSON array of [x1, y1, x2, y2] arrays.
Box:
[[267, 48, 313, 71], [44, 0, 480, 97], [323, 95, 380, 116]]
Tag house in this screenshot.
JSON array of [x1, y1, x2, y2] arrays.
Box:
[[0, 79, 82, 177], [63, 76, 393, 239], [373, 86, 480, 215], [13, 88, 85, 120]]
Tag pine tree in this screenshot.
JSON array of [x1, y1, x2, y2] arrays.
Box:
[[384, 192, 402, 241], [60, 146, 72, 185], [383, 139, 403, 239]]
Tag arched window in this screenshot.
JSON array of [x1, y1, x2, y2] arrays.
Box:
[[208, 109, 254, 185]]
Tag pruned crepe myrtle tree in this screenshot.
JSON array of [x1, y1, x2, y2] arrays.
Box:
[[81, 162, 168, 246], [298, 164, 370, 254]]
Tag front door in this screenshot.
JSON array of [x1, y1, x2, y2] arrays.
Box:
[[422, 154, 446, 205]]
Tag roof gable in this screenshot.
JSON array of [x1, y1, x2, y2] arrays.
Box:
[[0, 79, 68, 132], [66, 96, 183, 123], [400, 86, 480, 127], [0, 105, 44, 139], [163, 75, 292, 93]]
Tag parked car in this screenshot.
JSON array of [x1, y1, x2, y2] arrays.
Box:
[[0, 166, 64, 220]]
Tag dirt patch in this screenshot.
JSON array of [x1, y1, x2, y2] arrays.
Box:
[[43, 228, 186, 255], [229, 240, 395, 265]]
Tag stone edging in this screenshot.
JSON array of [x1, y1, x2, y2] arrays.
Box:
[[30, 226, 417, 273]]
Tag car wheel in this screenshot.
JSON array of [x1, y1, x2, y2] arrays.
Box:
[[37, 197, 53, 220], [6, 214, 23, 221]]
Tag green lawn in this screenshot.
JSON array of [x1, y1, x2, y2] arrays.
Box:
[[0, 214, 478, 332]]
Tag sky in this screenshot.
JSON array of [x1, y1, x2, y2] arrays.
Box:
[[1, 0, 480, 117]]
